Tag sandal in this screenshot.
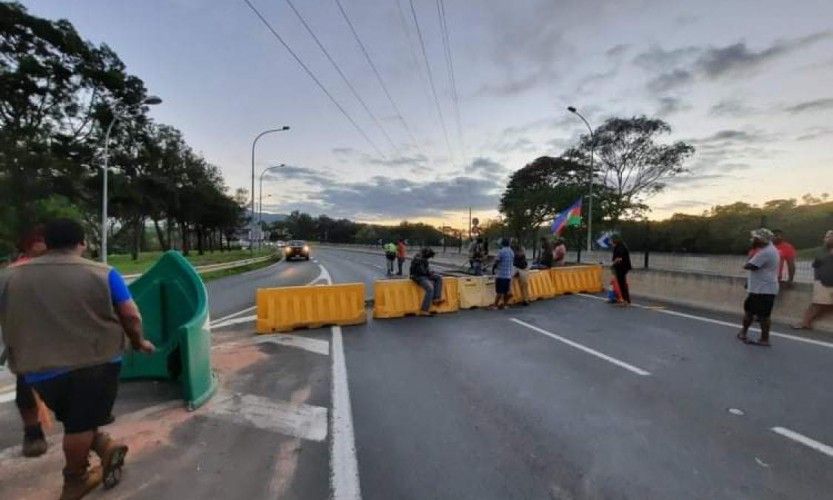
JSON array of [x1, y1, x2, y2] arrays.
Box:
[[736, 332, 749, 343]]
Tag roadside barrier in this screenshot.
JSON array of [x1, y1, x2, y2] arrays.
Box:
[[549, 265, 604, 294], [374, 277, 460, 318], [509, 269, 557, 303], [458, 276, 496, 309], [257, 283, 366, 333]]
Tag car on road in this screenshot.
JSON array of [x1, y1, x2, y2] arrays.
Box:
[[276, 240, 286, 248], [284, 240, 310, 261]]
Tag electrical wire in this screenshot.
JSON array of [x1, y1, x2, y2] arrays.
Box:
[[283, 0, 400, 158], [241, 0, 385, 158], [436, 0, 465, 159]]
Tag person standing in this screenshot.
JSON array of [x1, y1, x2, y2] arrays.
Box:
[[0, 219, 156, 499], [772, 229, 797, 287], [738, 228, 780, 346], [383, 241, 397, 275], [410, 247, 443, 316], [469, 237, 485, 276], [3, 226, 49, 458], [793, 230, 833, 330], [510, 238, 530, 306], [396, 238, 407, 276], [532, 237, 553, 269], [553, 238, 567, 267], [611, 234, 632, 306], [490, 239, 515, 310]]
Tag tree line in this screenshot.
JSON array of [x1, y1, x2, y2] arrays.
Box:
[[0, 2, 246, 260]]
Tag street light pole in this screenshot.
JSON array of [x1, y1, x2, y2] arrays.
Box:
[[259, 164, 285, 235], [251, 127, 290, 251], [567, 106, 594, 253], [100, 95, 162, 263]]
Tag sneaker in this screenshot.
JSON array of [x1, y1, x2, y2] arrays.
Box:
[[60, 465, 103, 500], [22, 425, 47, 458], [92, 432, 129, 490]]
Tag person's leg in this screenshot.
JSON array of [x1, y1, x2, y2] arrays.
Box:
[[739, 295, 754, 340], [519, 270, 530, 303], [431, 275, 443, 302], [397, 258, 404, 275], [795, 304, 821, 328], [615, 269, 630, 304], [758, 318, 771, 344], [417, 278, 433, 312], [16, 376, 47, 457]]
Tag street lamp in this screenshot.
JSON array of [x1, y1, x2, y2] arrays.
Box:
[[101, 95, 162, 263], [567, 106, 594, 253], [259, 164, 285, 230], [251, 127, 290, 251]]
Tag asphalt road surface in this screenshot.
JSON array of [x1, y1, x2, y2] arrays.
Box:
[[1, 246, 832, 500]]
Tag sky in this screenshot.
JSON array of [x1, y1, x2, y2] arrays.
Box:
[[20, 0, 833, 228]]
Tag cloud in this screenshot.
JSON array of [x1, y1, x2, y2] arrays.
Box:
[[606, 44, 630, 58], [464, 157, 510, 177], [709, 99, 757, 117], [633, 45, 700, 71], [783, 97, 833, 114], [796, 126, 833, 141], [368, 154, 429, 167], [647, 69, 694, 92], [332, 147, 357, 155], [694, 129, 764, 144], [656, 199, 707, 210], [656, 96, 692, 116], [695, 31, 831, 78], [478, 70, 552, 97]]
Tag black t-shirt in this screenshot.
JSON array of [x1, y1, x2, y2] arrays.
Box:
[[613, 243, 632, 272], [513, 248, 528, 269], [813, 249, 833, 286]]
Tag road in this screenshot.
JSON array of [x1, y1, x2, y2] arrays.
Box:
[[1, 246, 832, 499]]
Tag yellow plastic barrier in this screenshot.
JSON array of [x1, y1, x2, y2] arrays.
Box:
[[458, 276, 497, 309], [549, 265, 604, 294], [256, 283, 366, 333], [509, 269, 555, 304], [374, 277, 460, 318]]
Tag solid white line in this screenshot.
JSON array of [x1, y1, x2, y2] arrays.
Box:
[[510, 318, 651, 376], [210, 306, 257, 326], [211, 314, 257, 329], [256, 335, 331, 356], [771, 426, 833, 458], [331, 325, 362, 500], [577, 294, 833, 350], [0, 390, 15, 404]]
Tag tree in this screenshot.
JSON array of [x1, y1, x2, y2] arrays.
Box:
[[568, 116, 695, 222]]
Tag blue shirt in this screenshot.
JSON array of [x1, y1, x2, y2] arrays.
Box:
[[496, 247, 515, 279], [24, 268, 132, 384]]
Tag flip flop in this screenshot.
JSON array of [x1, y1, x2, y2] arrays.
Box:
[[736, 332, 749, 343]]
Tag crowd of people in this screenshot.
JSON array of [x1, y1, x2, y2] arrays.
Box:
[[1, 219, 155, 499]]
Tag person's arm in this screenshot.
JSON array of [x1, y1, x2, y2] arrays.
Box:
[[116, 300, 155, 353], [743, 263, 760, 271]]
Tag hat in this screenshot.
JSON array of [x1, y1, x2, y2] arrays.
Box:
[[750, 228, 774, 243]]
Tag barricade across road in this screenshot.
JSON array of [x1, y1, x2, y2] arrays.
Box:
[[257, 283, 367, 333], [458, 276, 496, 309], [374, 278, 460, 318], [549, 265, 604, 294]]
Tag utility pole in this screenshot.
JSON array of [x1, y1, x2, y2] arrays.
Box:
[[468, 207, 472, 240]]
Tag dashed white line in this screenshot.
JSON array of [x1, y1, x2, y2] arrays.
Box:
[[771, 426, 833, 458], [211, 314, 257, 329], [510, 318, 651, 376], [577, 294, 833, 350], [210, 306, 257, 326], [210, 391, 328, 442], [331, 325, 362, 500]]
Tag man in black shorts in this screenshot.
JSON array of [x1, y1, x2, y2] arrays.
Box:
[[739, 228, 780, 346], [1, 219, 155, 499]]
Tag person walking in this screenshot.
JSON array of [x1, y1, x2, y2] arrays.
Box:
[[553, 237, 567, 267], [611, 234, 632, 306], [396, 238, 407, 276], [793, 230, 833, 330], [0, 219, 156, 499], [383, 241, 397, 275], [410, 247, 443, 316], [2, 226, 49, 458], [738, 228, 780, 346], [772, 229, 797, 287], [469, 237, 485, 276], [510, 238, 530, 306], [490, 238, 515, 310]]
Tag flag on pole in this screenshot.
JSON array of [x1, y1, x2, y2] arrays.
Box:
[[550, 197, 583, 236], [596, 231, 613, 249]]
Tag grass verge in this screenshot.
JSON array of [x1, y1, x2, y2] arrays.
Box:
[[109, 249, 274, 275], [200, 254, 282, 282]]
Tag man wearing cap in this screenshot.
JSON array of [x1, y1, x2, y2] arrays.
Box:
[[738, 228, 780, 346]]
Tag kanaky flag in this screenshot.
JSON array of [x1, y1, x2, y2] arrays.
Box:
[[550, 197, 582, 236]]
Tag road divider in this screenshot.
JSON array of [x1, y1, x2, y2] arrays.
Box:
[[257, 283, 366, 333], [458, 276, 496, 309], [549, 265, 604, 295], [373, 278, 460, 318]]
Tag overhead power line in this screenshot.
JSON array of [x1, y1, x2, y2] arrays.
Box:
[[436, 0, 465, 159], [241, 0, 385, 158], [333, 0, 425, 160], [283, 0, 400, 158], [407, 0, 455, 166]]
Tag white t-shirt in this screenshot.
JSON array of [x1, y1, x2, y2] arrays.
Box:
[[747, 243, 780, 295]]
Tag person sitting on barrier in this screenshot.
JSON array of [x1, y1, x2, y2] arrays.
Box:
[[469, 237, 485, 276], [531, 237, 554, 270], [0, 219, 156, 499], [510, 238, 531, 306], [410, 247, 444, 316], [490, 238, 515, 310], [384, 241, 397, 276], [396, 238, 407, 276], [553, 237, 567, 267]]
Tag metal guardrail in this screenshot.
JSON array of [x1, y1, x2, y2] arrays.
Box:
[[124, 255, 274, 281]]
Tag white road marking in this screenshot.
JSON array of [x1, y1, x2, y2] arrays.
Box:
[[577, 293, 833, 350], [728, 408, 745, 416], [257, 334, 331, 356], [211, 314, 257, 329], [311, 263, 333, 286], [210, 306, 257, 326], [331, 325, 362, 500], [771, 426, 833, 458], [209, 391, 328, 442], [510, 318, 652, 376], [0, 389, 15, 404]]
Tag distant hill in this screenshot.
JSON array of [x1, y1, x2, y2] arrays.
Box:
[[258, 213, 288, 224]]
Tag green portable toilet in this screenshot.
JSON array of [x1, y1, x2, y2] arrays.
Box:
[[121, 251, 217, 410]]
